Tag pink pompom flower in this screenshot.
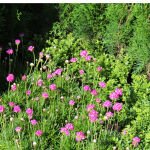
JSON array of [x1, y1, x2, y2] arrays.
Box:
[[85, 56, 92, 61], [99, 82, 106, 88], [90, 90, 98, 95], [55, 69, 63, 75], [115, 88, 122, 96], [86, 104, 95, 112], [26, 108, 33, 115], [69, 100, 75, 106], [88, 110, 98, 117], [103, 100, 112, 109], [9, 102, 15, 107], [70, 58, 77, 63], [90, 116, 98, 122], [60, 127, 70, 136], [113, 103, 122, 111], [80, 50, 88, 58], [109, 92, 119, 100], [15, 127, 22, 132], [35, 130, 43, 136], [84, 85, 90, 91], [11, 85, 16, 91], [37, 79, 43, 87], [13, 105, 21, 113], [22, 75, 27, 80], [50, 84, 56, 90], [96, 98, 101, 103], [6, 49, 13, 55], [0, 105, 5, 113], [123, 130, 127, 135], [6, 74, 15, 82], [31, 120, 37, 125], [65, 123, 74, 130], [97, 67, 102, 72], [76, 132, 85, 141], [28, 46, 34, 52], [15, 39, 21, 45], [80, 70, 84, 75], [26, 90, 31, 95], [47, 74, 52, 79], [132, 137, 141, 146], [42, 93, 49, 99], [106, 112, 114, 120], [39, 52, 44, 57]]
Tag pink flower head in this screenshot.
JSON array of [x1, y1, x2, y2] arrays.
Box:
[[15, 39, 21, 45], [47, 74, 52, 79], [15, 127, 22, 132], [106, 112, 114, 119], [28, 46, 34, 52], [103, 100, 112, 109], [96, 98, 101, 103], [0, 105, 5, 113], [132, 141, 139, 146], [66, 76, 69, 81], [6, 49, 13, 55], [39, 52, 44, 57], [69, 100, 75, 106], [90, 116, 98, 122], [31, 120, 37, 125], [9, 102, 15, 107], [46, 54, 50, 59], [115, 88, 122, 96], [35, 130, 43, 136], [88, 110, 98, 117], [11, 85, 16, 91], [123, 130, 127, 135], [80, 50, 88, 58], [90, 90, 98, 95], [86, 104, 95, 112], [19, 33, 24, 37], [6, 74, 15, 82], [52, 72, 57, 77], [70, 58, 77, 63], [26, 108, 33, 115], [113, 103, 122, 111], [60, 127, 70, 136], [55, 69, 63, 75], [76, 132, 85, 141], [26, 90, 31, 95], [29, 114, 32, 119], [42, 93, 49, 99], [132, 137, 141, 146], [97, 67, 102, 72], [109, 92, 119, 100], [80, 70, 84, 74], [35, 96, 39, 101], [99, 82, 106, 88], [84, 85, 90, 91], [50, 84, 56, 90], [65, 123, 74, 130], [37, 79, 43, 87], [13, 105, 21, 113], [22, 75, 27, 80], [85, 56, 91, 61]]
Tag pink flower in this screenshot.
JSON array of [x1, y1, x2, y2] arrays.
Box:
[[80, 70, 84, 74], [9, 102, 15, 107], [6, 49, 13, 54], [69, 100, 75, 106], [65, 123, 74, 130], [80, 50, 88, 58], [86, 104, 95, 112], [15, 127, 22, 132], [70, 58, 77, 63], [85, 56, 91, 61], [28, 46, 34, 52], [113, 103, 122, 111], [96, 98, 101, 103], [47, 74, 52, 79], [31, 120, 37, 125], [22, 75, 27, 80], [123, 130, 127, 135], [11, 85, 16, 91], [6, 74, 15, 82], [13, 105, 21, 113], [35, 96, 39, 101], [0, 105, 5, 113], [50, 84, 56, 90], [26, 90, 31, 95], [37, 79, 43, 87], [106, 112, 114, 119], [46, 54, 50, 59], [39, 52, 44, 57], [115, 88, 122, 96], [132, 141, 139, 146], [29, 114, 32, 119], [52, 72, 57, 77], [90, 116, 98, 122], [26, 108, 33, 115], [109, 92, 119, 100], [60, 127, 70, 136], [90, 90, 98, 95], [84, 85, 90, 91], [15, 39, 21, 45], [66, 76, 69, 80], [97, 67, 102, 72], [103, 100, 112, 108], [35, 130, 43, 136], [88, 110, 98, 117], [42, 93, 49, 99], [55, 69, 63, 75], [99, 82, 106, 88], [132, 137, 141, 146], [76, 132, 85, 141]]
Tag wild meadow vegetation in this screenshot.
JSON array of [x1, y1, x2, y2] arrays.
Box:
[[0, 3, 150, 150]]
